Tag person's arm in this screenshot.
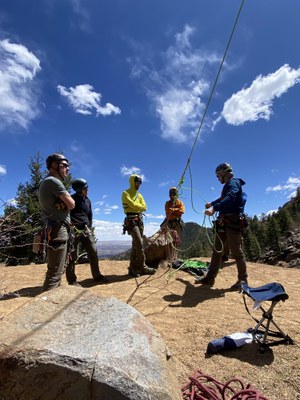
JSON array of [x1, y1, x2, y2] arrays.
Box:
[[170, 200, 185, 217], [122, 191, 147, 212], [59, 192, 75, 210], [87, 198, 93, 226], [212, 180, 240, 213], [165, 200, 172, 217]]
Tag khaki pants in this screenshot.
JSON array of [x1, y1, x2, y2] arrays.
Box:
[[129, 224, 147, 273], [43, 225, 68, 291]]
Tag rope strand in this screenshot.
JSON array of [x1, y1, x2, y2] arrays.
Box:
[[178, 0, 246, 186]]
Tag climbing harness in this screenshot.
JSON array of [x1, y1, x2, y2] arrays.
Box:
[[122, 213, 144, 235]]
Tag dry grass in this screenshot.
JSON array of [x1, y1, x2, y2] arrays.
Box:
[[0, 259, 299, 399]]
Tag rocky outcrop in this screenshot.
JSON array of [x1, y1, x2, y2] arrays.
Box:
[[111, 228, 176, 268], [0, 286, 181, 400], [143, 228, 176, 268], [260, 229, 300, 268]]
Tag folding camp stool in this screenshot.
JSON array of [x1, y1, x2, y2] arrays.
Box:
[[241, 282, 294, 352]]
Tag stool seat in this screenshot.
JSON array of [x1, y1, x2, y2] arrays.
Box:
[[241, 282, 293, 351], [241, 282, 288, 302]]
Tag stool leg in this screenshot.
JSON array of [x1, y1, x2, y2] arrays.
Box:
[[252, 301, 292, 349]]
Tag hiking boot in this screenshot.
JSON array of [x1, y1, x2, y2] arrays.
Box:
[[230, 280, 248, 291], [195, 276, 215, 286], [94, 274, 109, 284], [128, 268, 141, 277], [141, 266, 156, 275], [68, 281, 82, 287]]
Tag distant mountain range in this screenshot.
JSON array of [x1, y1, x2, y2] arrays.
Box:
[[96, 241, 131, 259], [101, 222, 213, 261]]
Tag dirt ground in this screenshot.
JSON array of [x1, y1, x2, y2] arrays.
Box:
[[0, 258, 299, 400]]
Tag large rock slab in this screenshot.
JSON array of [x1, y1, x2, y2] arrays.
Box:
[[144, 228, 175, 267], [0, 287, 181, 400]]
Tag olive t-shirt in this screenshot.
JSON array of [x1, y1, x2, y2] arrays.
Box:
[[38, 176, 70, 224]]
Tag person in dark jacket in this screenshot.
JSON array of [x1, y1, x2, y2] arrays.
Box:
[[197, 163, 248, 290], [66, 178, 108, 286]]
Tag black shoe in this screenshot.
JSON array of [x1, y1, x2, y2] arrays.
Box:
[[195, 276, 215, 286], [222, 255, 229, 262], [94, 274, 109, 284], [230, 280, 248, 291], [141, 266, 156, 275], [68, 281, 82, 287], [128, 268, 141, 277]]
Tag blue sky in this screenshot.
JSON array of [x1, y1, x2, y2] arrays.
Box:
[[0, 0, 300, 241]]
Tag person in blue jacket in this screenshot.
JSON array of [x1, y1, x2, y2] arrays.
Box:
[[197, 163, 248, 290]]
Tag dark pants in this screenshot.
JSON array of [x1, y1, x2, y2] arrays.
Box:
[[206, 226, 248, 282], [43, 225, 68, 291], [167, 219, 183, 237], [129, 224, 147, 273], [66, 226, 101, 283]]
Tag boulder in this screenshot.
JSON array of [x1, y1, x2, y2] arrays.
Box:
[[0, 286, 181, 400], [144, 228, 177, 268]]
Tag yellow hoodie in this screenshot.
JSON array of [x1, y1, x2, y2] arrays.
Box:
[[122, 174, 147, 214]]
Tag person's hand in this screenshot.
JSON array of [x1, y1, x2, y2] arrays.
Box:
[[205, 202, 212, 209], [54, 199, 67, 210], [205, 208, 214, 216]]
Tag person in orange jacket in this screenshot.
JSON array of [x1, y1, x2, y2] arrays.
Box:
[[164, 187, 185, 236]]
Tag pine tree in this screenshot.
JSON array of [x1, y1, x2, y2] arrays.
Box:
[[276, 207, 292, 234], [0, 153, 46, 264], [15, 152, 45, 227], [265, 217, 281, 253], [243, 225, 261, 261]]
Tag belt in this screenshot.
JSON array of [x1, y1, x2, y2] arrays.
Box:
[[47, 220, 70, 228]]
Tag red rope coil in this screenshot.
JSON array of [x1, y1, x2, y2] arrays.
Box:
[[182, 370, 269, 400]]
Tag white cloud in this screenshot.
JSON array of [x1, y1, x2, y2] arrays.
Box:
[[266, 176, 300, 196], [120, 165, 146, 182], [258, 209, 278, 219], [0, 164, 7, 175], [93, 219, 126, 241], [158, 180, 176, 188], [128, 24, 221, 143], [144, 221, 161, 237], [67, 0, 91, 32], [93, 219, 160, 241], [0, 39, 41, 130], [222, 64, 300, 126], [57, 84, 121, 117], [145, 213, 164, 220], [5, 198, 18, 207], [93, 197, 119, 216]]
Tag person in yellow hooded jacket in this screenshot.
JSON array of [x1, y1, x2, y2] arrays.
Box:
[[122, 174, 156, 277]]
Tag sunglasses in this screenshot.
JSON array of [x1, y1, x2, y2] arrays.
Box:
[[59, 163, 69, 168], [135, 178, 142, 185]]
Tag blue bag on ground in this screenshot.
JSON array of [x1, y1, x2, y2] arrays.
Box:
[[206, 331, 253, 354]]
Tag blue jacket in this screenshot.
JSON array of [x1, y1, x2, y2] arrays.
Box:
[[211, 178, 246, 215]]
